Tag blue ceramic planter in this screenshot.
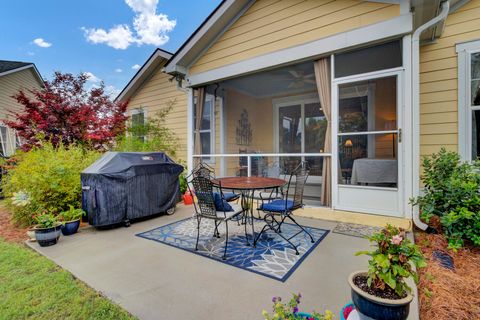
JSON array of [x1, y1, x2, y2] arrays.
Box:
[[348, 271, 412, 320], [35, 224, 62, 247], [61, 219, 80, 236]]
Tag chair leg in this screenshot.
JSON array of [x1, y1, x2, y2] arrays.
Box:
[[213, 221, 220, 238], [195, 217, 201, 251], [287, 214, 315, 243], [255, 213, 299, 255], [243, 211, 250, 246], [223, 221, 229, 260]]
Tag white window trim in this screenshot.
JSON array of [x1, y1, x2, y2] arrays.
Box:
[[457, 39, 480, 161], [194, 94, 216, 163]]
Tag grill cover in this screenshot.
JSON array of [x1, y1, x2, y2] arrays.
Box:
[[81, 152, 183, 227]]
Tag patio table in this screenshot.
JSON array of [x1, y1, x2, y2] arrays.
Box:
[[211, 176, 286, 245]]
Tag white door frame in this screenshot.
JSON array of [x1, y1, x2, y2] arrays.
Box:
[[331, 67, 405, 217]]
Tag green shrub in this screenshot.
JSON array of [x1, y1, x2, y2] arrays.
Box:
[[411, 148, 480, 222], [441, 207, 480, 250], [114, 100, 180, 159], [2, 143, 100, 226], [411, 148, 480, 249]]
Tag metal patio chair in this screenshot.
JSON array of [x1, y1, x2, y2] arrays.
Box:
[[254, 161, 315, 255], [188, 176, 246, 260], [190, 162, 240, 203], [251, 161, 287, 218]]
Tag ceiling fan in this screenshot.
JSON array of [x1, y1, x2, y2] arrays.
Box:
[[278, 70, 316, 89]]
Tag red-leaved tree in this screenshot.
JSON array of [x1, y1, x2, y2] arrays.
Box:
[[6, 72, 129, 151]]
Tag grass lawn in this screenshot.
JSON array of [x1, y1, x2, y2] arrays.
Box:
[[0, 239, 136, 320]]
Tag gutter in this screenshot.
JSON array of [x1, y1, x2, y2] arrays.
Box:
[[411, 0, 450, 232]]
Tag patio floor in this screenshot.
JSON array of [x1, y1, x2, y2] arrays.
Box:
[[27, 204, 419, 320]]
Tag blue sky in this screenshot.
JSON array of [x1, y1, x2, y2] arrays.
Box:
[[1, 0, 222, 96]]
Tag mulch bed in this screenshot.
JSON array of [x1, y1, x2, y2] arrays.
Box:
[[416, 226, 480, 320], [0, 203, 28, 243]]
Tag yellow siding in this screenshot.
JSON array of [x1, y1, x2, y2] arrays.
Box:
[[127, 65, 188, 162], [419, 0, 480, 156], [189, 0, 400, 75], [0, 68, 42, 156]]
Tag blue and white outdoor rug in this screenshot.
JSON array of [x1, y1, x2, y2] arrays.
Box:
[[136, 217, 329, 282]]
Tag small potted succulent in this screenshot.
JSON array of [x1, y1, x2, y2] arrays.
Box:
[[33, 211, 62, 247], [349, 224, 426, 320], [59, 205, 85, 236], [262, 293, 334, 320]]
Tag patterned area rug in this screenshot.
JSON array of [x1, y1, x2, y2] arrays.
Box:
[[136, 217, 329, 282], [332, 222, 382, 238]]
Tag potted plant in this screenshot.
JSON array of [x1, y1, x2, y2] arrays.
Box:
[[33, 211, 62, 247], [262, 293, 334, 320], [349, 224, 426, 320], [59, 205, 85, 236]]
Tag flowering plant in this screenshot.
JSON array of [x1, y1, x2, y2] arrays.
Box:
[[11, 191, 30, 207], [33, 211, 58, 229], [262, 293, 334, 320], [356, 224, 427, 296]]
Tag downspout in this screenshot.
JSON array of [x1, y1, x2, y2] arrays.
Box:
[[412, 1, 450, 231]]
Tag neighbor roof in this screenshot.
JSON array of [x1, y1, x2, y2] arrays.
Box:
[[116, 48, 173, 102], [0, 60, 44, 85]]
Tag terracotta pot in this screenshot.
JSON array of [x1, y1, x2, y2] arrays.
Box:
[[348, 271, 413, 320]]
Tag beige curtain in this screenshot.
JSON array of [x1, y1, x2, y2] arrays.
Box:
[[194, 87, 206, 165], [314, 58, 332, 207]]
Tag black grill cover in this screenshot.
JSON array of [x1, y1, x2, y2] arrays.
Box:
[[81, 152, 183, 227]]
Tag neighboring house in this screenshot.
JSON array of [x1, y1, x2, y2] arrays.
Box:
[[120, 0, 480, 227], [116, 49, 188, 161], [0, 60, 43, 157]]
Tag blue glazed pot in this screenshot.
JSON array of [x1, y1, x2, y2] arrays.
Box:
[[348, 271, 413, 320], [61, 219, 80, 236], [34, 224, 62, 247]]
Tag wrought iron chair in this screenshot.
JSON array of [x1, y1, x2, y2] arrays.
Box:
[[188, 176, 246, 260], [190, 162, 240, 202], [254, 161, 315, 255], [251, 161, 287, 218]]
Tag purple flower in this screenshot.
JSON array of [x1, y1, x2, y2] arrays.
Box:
[[293, 306, 299, 314], [272, 297, 277, 303]]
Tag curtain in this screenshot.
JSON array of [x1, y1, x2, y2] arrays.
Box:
[[314, 58, 332, 207], [194, 87, 206, 165]]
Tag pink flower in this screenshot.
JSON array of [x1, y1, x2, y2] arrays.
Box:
[[391, 235, 403, 245]]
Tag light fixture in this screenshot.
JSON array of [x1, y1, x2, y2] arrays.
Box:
[[344, 139, 353, 147]]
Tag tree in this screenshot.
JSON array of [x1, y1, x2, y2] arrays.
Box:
[[5, 72, 129, 151]]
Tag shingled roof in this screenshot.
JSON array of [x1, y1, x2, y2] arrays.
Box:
[[0, 60, 32, 74]]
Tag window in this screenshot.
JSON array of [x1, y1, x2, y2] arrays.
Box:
[[194, 94, 215, 161], [0, 126, 6, 157], [275, 96, 327, 176], [457, 40, 480, 160], [131, 108, 146, 142], [334, 40, 402, 78]]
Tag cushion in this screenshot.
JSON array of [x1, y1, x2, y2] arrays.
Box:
[[223, 192, 240, 202], [260, 199, 294, 212], [213, 193, 234, 212]]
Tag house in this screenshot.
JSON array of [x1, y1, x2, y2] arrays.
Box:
[[0, 60, 43, 157], [119, 0, 480, 228]]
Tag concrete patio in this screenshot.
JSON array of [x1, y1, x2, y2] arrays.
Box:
[[28, 204, 419, 320]]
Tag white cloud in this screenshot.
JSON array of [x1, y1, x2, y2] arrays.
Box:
[[82, 25, 134, 50], [33, 38, 52, 48], [115, 68, 123, 73], [132, 64, 141, 70], [85, 72, 101, 83], [83, 0, 175, 50]]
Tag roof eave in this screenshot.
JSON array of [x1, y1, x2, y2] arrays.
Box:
[[116, 48, 173, 102], [0, 64, 44, 87], [164, 0, 253, 75]]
